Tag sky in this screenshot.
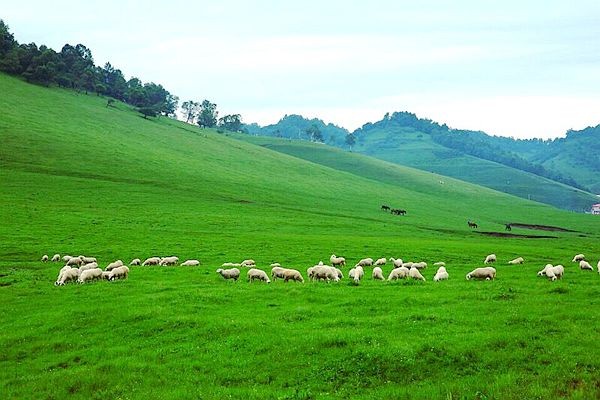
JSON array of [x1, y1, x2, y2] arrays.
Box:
[[3, 1, 600, 138]]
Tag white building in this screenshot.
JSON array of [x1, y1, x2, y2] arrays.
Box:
[[592, 204, 600, 215]]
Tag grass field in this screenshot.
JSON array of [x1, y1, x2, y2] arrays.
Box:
[[1, 73, 600, 399]]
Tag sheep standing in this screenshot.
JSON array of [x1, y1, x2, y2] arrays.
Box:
[[412, 261, 427, 270], [180, 259, 200, 266], [222, 262, 242, 268], [79, 256, 97, 264], [545, 265, 565, 281], [271, 266, 286, 281], [282, 269, 304, 283], [79, 262, 99, 272], [77, 268, 103, 284], [390, 258, 403, 268], [130, 258, 141, 266], [508, 257, 524, 265], [433, 266, 449, 282], [51, 254, 60, 262], [388, 266, 409, 281], [466, 267, 496, 280], [247, 268, 270, 283], [65, 257, 83, 267], [330, 255, 346, 268], [159, 256, 179, 266], [142, 257, 160, 266], [270, 262, 281, 268], [41, 255, 49, 262], [357, 258, 373, 267], [106, 260, 124, 271], [216, 268, 240, 281], [309, 265, 339, 282], [62, 255, 72, 262], [537, 264, 554, 277], [109, 266, 130, 281], [350, 266, 364, 283], [241, 259, 256, 268], [409, 267, 426, 281], [484, 254, 497, 264], [433, 261, 446, 267], [402, 262, 414, 269], [55, 268, 80, 286], [580, 260, 594, 271], [572, 254, 585, 262], [372, 267, 385, 280], [374, 258, 387, 266]]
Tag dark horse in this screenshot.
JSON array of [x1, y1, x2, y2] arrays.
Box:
[[505, 224, 512, 231], [391, 209, 406, 216], [381, 205, 390, 212], [467, 220, 478, 229]]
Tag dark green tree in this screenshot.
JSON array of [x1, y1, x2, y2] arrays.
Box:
[[218, 114, 242, 132], [345, 133, 356, 150], [181, 100, 200, 123], [197, 100, 218, 128], [306, 124, 323, 142]]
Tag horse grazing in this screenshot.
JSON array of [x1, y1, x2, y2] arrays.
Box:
[[381, 205, 390, 212], [467, 221, 478, 229], [505, 224, 512, 231]]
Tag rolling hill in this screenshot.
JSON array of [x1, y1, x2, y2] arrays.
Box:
[[1, 72, 600, 399]]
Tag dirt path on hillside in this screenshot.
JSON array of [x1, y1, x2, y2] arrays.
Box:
[[476, 231, 558, 239], [507, 223, 576, 232]]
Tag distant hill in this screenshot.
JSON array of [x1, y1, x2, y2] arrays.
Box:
[[244, 113, 599, 211]]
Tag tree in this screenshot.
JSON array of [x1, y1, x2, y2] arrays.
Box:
[[218, 114, 242, 132], [0, 19, 16, 57], [306, 124, 323, 142], [138, 106, 158, 119], [345, 133, 356, 150], [197, 100, 218, 128], [181, 100, 200, 123]]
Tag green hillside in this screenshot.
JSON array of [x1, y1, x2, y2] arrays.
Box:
[[1, 73, 600, 399]]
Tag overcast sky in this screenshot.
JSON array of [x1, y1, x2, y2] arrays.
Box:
[[4, 1, 600, 138]]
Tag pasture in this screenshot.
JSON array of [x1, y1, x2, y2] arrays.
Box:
[[1, 73, 599, 399]]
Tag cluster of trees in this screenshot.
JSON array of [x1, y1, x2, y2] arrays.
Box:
[[181, 100, 242, 131], [0, 20, 178, 117]]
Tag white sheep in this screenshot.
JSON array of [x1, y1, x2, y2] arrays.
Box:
[[282, 269, 304, 283], [65, 257, 83, 267], [55, 265, 74, 284], [62, 255, 72, 262], [350, 266, 364, 283], [79, 262, 98, 272], [390, 258, 404, 268], [247, 268, 270, 283], [309, 265, 339, 282], [374, 258, 387, 266], [433, 266, 449, 282], [55, 268, 80, 286], [130, 258, 141, 266], [546, 265, 565, 281], [271, 266, 286, 280], [101, 271, 112, 280], [388, 266, 409, 281], [180, 259, 200, 266], [41, 254, 49, 262], [357, 258, 373, 267], [79, 256, 97, 264], [222, 262, 242, 268], [334, 267, 344, 279], [372, 267, 385, 280], [538, 264, 555, 276], [580, 260, 594, 271], [270, 262, 281, 268], [241, 259, 256, 267], [159, 256, 179, 266], [409, 267, 426, 281], [402, 262, 414, 269], [412, 261, 427, 270], [109, 266, 130, 281], [330, 254, 346, 267], [484, 254, 497, 264], [433, 261, 446, 267], [597, 260, 600, 274], [51, 254, 60, 262], [142, 257, 160, 266], [572, 254, 585, 262], [466, 267, 496, 280], [216, 268, 240, 281], [106, 260, 124, 271], [77, 268, 103, 283], [507, 257, 524, 265]]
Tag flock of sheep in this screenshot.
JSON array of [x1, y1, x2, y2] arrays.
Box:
[[45, 252, 600, 286]]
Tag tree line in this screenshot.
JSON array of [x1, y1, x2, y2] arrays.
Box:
[[0, 19, 242, 131]]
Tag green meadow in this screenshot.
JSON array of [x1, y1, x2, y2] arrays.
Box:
[[1, 73, 599, 399]]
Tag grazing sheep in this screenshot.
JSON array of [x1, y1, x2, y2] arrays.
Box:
[[241, 259, 256, 267], [55, 265, 74, 284], [433, 266, 449, 282], [62, 255, 72, 262], [350, 266, 365, 283], [79, 262, 98, 272], [106, 260, 124, 271], [79, 256, 97, 264], [537, 264, 554, 277], [41, 255, 49, 262], [409, 267, 426, 281], [142, 257, 160, 266], [433, 261, 446, 267], [484, 254, 497, 264], [130, 258, 141, 266], [546, 265, 565, 281], [572, 254, 585, 262], [247, 268, 270, 283], [466, 267, 496, 280], [508, 257, 524, 265], [55, 268, 80, 286], [270, 262, 281, 268], [372, 267, 385, 280], [330, 254, 346, 267], [333, 267, 344, 280], [412, 262, 427, 270], [180, 259, 200, 266], [310, 265, 339, 282], [222, 262, 242, 268], [108, 266, 129, 281], [101, 271, 112, 280], [65, 257, 83, 267], [388, 266, 409, 281], [374, 258, 387, 266], [159, 256, 179, 266], [216, 268, 240, 281], [77, 268, 103, 284], [357, 258, 374, 267], [271, 266, 286, 280], [51, 254, 60, 262], [580, 260, 594, 271], [390, 258, 404, 268], [283, 269, 304, 283], [402, 262, 414, 269]]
